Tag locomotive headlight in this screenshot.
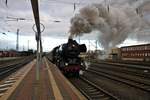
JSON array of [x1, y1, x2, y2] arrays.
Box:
[[79, 70, 84, 75], [65, 63, 68, 66]]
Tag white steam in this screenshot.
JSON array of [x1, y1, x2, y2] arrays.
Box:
[[69, 1, 149, 50]]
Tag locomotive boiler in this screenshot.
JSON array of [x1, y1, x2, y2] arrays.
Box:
[[48, 39, 87, 76]]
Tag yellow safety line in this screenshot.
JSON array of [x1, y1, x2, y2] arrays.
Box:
[[50, 63, 87, 100], [62, 75, 87, 100], [45, 58, 63, 100]]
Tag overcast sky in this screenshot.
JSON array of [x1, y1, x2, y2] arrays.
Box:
[[0, 0, 150, 51]]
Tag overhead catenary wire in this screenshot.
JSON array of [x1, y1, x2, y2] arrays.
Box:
[[44, 0, 84, 5]]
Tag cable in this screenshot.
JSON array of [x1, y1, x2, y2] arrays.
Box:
[[43, 0, 87, 5]]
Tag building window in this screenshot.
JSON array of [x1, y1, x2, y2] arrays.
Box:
[[145, 53, 148, 56], [145, 46, 147, 50]]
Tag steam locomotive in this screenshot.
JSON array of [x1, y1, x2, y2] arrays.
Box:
[[47, 39, 87, 76]]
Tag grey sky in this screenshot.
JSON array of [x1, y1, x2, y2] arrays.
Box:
[[0, 0, 150, 51], [0, 0, 150, 36]]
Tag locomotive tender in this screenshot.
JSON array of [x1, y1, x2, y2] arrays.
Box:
[[47, 39, 87, 76]]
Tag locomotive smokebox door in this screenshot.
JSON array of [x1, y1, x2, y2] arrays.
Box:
[[79, 44, 87, 52]]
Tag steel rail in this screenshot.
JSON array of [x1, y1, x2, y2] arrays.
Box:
[[69, 77, 118, 100]]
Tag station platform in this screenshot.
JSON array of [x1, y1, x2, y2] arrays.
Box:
[[0, 58, 86, 100]]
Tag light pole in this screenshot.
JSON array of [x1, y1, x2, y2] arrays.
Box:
[[88, 40, 91, 60], [0, 32, 7, 50], [28, 40, 29, 51], [78, 36, 80, 43], [95, 40, 98, 52], [16, 29, 19, 51]]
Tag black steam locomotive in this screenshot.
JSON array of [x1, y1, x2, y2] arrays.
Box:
[[47, 39, 87, 76]]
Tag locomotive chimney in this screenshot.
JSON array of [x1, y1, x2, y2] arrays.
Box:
[[68, 38, 73, 43]]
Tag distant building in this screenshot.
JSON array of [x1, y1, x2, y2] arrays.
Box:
[[121, 44, 150, 61], [108, 44, 150, 62]]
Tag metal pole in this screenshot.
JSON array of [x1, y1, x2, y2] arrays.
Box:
[[0, 32, 7, 50], [31, 0, 42, 81], [78, 36, 80, 43], [16, 29, 19, 51], [23, 45, 25, 51], [89, 40, 90, 60], [28, 40, 29, 50], [39, 39, 42, 67], [36, 39, 40, 81], [96, 40, 97, 51], [89, 40, 90, 52]]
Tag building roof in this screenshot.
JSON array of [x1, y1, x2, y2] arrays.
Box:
[[121, 43, 150, 48]]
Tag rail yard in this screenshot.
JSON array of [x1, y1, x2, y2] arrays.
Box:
[[0, 0, 150, 100], [0, 55, 150, 100]]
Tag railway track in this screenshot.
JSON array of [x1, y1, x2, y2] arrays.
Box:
[[0, 57, 23, 67], [89, 59, 150, 66], [106, 60, 150, 66], [90, 62, 150, 79], [89, 60, 150, 71], [69, 77, 118, 100], [88, 67, 150, 92], [0, 56, 34, 80], [0, 59, 35, 99]]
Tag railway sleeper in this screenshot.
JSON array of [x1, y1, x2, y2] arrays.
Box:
[[0, 83, 13, 88], [87, 89, 99, 92], [140, 86, 150, 90], [85, 87, 95, 90], [0, 88, 8, 93], [88, 69, 150, 92], [90, 95, 109, 100], [89, 91, 103, 95], [0, 93, 4, 97], [4, 80, 16, 84], [86, 90, 108, 98]]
